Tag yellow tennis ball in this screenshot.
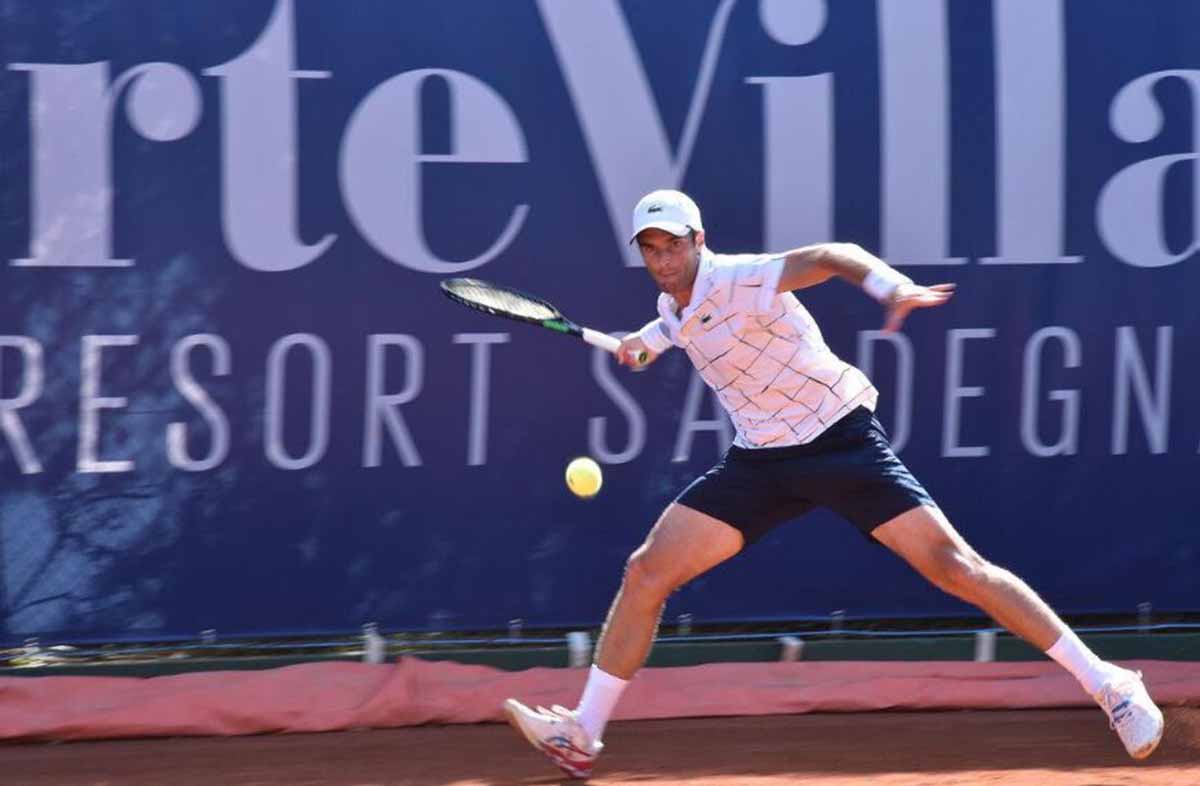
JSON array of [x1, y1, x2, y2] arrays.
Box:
[[565, 457, 603, 498]]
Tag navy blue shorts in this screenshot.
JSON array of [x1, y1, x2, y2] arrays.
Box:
[[675, 406, 934, 545]]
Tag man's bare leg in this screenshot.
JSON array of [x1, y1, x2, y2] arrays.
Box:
[[873, 505, 1066, 650], [874, 504, 1164, 759], [502, 503, 744, 778], [591, 503, 743, 679], [568, 504, 743, 745]]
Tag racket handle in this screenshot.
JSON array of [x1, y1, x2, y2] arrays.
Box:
[[581, 328, 621, 353], [581, 328, 650, 369]]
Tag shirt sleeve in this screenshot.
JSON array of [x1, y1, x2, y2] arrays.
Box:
[[715, 253, 787, 315]]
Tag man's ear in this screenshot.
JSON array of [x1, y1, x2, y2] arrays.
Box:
[[693, 229, 706, 248]]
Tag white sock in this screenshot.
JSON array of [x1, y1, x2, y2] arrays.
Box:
[[1045, 629, 1125, 695], [575, 664, 628, 742]]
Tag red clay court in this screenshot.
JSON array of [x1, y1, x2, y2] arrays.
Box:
[[7, 708, 1200, 786], [4, 658, 1198, 785]]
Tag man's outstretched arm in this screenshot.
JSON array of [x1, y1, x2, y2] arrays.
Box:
[[777, 243, 956, 332]]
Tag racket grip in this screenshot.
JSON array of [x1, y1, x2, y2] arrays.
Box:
[[581, 328, 621, 353], [581, 328, 650, 370]]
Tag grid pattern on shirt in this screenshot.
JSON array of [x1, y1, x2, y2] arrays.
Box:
[[665, 254, 878, 448]]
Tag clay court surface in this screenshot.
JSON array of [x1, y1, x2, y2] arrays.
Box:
[[7, 708, 1198, 786]]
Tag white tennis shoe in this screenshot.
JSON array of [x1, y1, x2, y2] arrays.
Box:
[[1093, 668, 1164, 759], [503, 699, 602, 779]]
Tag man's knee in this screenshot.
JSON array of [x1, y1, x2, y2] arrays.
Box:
[[622, 547, 683, 604], [617, 503, 743, 604]]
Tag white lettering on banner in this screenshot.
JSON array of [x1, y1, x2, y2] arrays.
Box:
[[537, 0, 737, 266], [78, 335, 139, 473], [8, 62, 201, 268], [747, 0, 831, 250], [673, 371, 733, 463], [1112, 326, 1172, 454], [203, 0, 335, 273], [0, 325, 1193, 475], [942, 328, 995, 458], [1098, 70, 1200, 268], [759, 0, 826, 46], [877, 0, 963, 267], [589, 338, 646, 464], [0, 337, 44, 474], [746, 72, 833, 250], [363, 334, 423, 468], [265, 333, 331, 470], [7, 0, 1197, 273], [340, 69, 529, 273], [749, 0, 831, 249], [1020, 327, 1081, 457], [454, 333, 509, 466], [856, 330, 913, 453], [167, 334, 232, 472], [981, 0, 1079, 266]]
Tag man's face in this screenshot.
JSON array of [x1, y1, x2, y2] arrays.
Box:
[[636, 228, 703, 295]]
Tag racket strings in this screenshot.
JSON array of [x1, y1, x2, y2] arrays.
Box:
[[445, 279, 558, 321]]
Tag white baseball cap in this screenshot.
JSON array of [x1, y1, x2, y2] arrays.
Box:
[[629, 189, 703, 242]]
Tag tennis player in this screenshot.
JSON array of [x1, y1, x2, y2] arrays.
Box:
[[504, 189, 1164, 778]]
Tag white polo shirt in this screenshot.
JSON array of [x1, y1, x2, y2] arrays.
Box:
[[643, 249, 878, 448]]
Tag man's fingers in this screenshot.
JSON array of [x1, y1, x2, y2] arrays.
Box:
[[617, 343, 647, 367], [883, 282, 955, 332], [899, 289, 953, 308]]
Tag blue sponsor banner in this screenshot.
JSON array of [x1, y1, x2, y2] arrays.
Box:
[[0, 0, 1195, 643]]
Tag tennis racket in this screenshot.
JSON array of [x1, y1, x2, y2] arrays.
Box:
[[440, 277, 649, 366]]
